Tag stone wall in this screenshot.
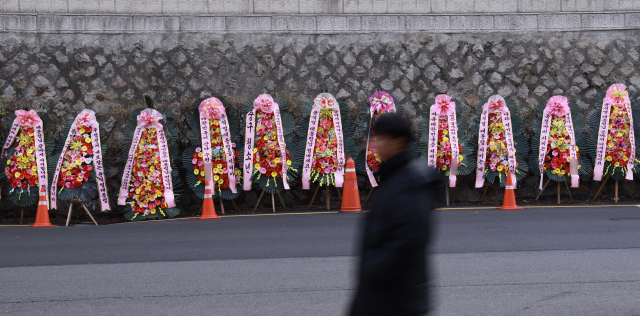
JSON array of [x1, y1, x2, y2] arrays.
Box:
[[2, 0, 639, 14], [2, 12, 640, 213]]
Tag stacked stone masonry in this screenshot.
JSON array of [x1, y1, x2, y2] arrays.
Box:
[[2, 11, 640, 205]]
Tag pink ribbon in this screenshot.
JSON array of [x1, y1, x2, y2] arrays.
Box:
[[427, 95, 459, 187], [117, 109, 175, 209], [1, 110, 48, 207], [302, 94, 346, 189], [50, 110, 110, 211], [475, 95, 518, 189], [199, 98, 237, 193], [538, 96, 579, 189], [364, 91, 396, 187], [243, 94, 290, 191], [594, 84, 635, 181]]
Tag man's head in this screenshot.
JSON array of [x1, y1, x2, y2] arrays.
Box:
[[371, 113, 412, 161]]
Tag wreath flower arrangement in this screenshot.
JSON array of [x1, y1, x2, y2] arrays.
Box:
[[529, 96, 591, 189], [184, 97, 243, 200], [358, 91, 396, 187], [117, 108, 181, 221], [243, 94, 299, 194], [472, 95, 529, 187], [588, 83, 640, 181], [49, 110, 109, 210], [1, 110, 51, 207], [301, 93, 348, 188]]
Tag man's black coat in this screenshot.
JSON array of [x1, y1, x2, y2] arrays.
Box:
[[350, 150, 441, 316]]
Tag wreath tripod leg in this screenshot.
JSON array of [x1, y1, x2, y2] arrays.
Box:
[[271, 193, 275, 213], [479, 184, 490, 202], [231, 199, 239, 211], [326, 186, 330, 210], [592, 174, 611, 201], [66, 203, 73, 227], [80, 203, 98, 226], [335, 186, 342, 199], [557, 181, 561, 205], [219, 198, 225, 215], [563, 180, 573, 202], [254, 191, 265, 211], [20, 208, 24, 225], [615, 180, 619, 204], [623, 180, 635, 202], [445, 186, 450, 207], [309, 185, 320, 207], [277, 192, 286, 209], [363, 188, 374, 206], [536, 178, 552, 200]]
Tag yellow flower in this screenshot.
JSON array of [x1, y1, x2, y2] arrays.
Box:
[[440, 165, 447, 170], [155, 190, 162, 197], [217, 164, 222, 168], [459, 155, 464, 162], [497, 166, 503, 172], [6, 160, 10, 165], [606, 156, 612, 161], [213, 168, 220, 174], [443, 129, 449, 135], [263, 136, 268, 140], [286, 160, 292, 166], [14, 172, 20, 178], [150, 166, 155, 172], [271, 171, 277, 177], [81, 146, 88, 151], [150, 208, 156, 214], [254, 163, 260, 169], [198, 152, 203, 157], [214, 175, 220, 181], [275, 157, 281, 163], [31, 166, 37, 172], [253, 148, 257, 153], [218, 179, 224, 184], [85, 138, 92, 143], [194, 169, 200, 175], [559, 170, 566, 176], [615, 162, 620, 167]]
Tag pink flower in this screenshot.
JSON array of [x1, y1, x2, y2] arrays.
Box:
[[545, 96, 569, 116], [137, 109, 163, 129], [254, 94, 277, 113], [435, 94, 455, 115], [192, 158, 197, 164], [259, 167, 267, 174], [199, 98, 225, 119], [15, 110, 41, 128], [196, 147, 202, 153]]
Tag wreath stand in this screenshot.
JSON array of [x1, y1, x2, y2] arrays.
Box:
[[253, 191, 287, 213], [65, 199, 98, 226], [14, 207, 24, 224], [592, 175, 635, 203], [478, 181, 503, 204], [535, 178, 574, 204], [308, 184, 342, 210]]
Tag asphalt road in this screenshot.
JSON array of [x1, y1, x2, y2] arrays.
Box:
[[1, 205, 640, 315]]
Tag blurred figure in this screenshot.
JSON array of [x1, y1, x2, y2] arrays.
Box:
[[349, 113, 442, 316]]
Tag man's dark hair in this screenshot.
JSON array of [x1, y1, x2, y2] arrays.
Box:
[[372, 112, 412, 140]]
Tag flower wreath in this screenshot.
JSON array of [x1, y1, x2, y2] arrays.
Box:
[[0, 110, 50, 207], [424, 94, 470, 187], [183, 97, 243, 200], [301, 93, 347, 189], [242, 94, 299, 194], [117, 108, 180, 221], [472, 95, 529, 188], [587, 83, 640, 181], [49, 110, 109, 211], [361, 91, 396, 187], [531, 96, 589, 189]]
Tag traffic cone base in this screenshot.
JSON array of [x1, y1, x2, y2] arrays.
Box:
[[31, 186, 55, 227], [497, 173, 522, 210], [200, 180, 221, 219], [341, 157, 362, 213]]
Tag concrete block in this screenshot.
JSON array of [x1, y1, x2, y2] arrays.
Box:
[[519, 0, 532, 12], [489, 0, 517, 12], [132, 15, 148, 31], [146, 0, 162, 13], [346, 16, 361, 30], [272, 16, 287, 30], [68, 1, 84, 12], [5, 15, 19, 29], [211, 16, 225, 30], [149, 16, 163, 30], [387, 0, 403, 13], [84, 0, 99, 12], [283, 0, 299, 13], [344, 0, 358, 13], [478, 15, 493, 30], [299, 0, 314, 13], [589, 0, 605, 11], [255, 16, 271, 30], [195, 16, 210, 31], [317, 15, 332, 31], [494, 15, 509, 29], [407, 15, 435, 30], [35, 0, 51, 12], [178, 0, 207, 14], [37, 14, 54, 30], [226, 16, 240, 30], [254, 0, 269, 13], [539, 14, 565, 29], [604, 0, 620, 10], [300, 16, 316, 30], [130, 0, 145, 13], [70, 15, 84, 30], [85, 15, 102, 30], [358, 0, 374, 13], [208, 0, 224, 13], [431, 0, 446, 13], [99, 0, 116, 13], [566, 14, 581, 29], [626, 13, 640, 28], [619, 0, 638, 10], [451, 15, 478, 30], [546, 0, 561, 11], [51, 0, 68, 12], [20, 0, 36, 12], [401, 0, 417, 13], [447, 0, 470, 13], [115, 0, 130, 13], [180, 16, 196, 31], [21, 14, 37, 30], [581, 14, 595, 28], [595, 14, 610, 28], [105, 15, 132, 31], [361, 15, 378, 30], [164, 16, 179, 31], [0, 0, 19, 13], [416, 0, 431, 13], [373, 0, 388, 12], [51, 15, 69, 30], [611, 13, 625, 28], [434, 15, 449, 29], [240, 16, 256, 30], [0, 16, 3, 30], [162, 0, 179, 13], [561, 0, 577, 11]]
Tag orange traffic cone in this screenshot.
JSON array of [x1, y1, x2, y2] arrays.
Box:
[[200, 163, 220, 220], [340, 157, 362, 213], [497, 173, 522, 210], [31, 186, 55, 227]]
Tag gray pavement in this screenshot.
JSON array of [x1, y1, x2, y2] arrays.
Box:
[[1, 205, 640, 315]]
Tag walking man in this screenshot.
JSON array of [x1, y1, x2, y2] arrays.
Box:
[[349, 113, 442, 316]]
